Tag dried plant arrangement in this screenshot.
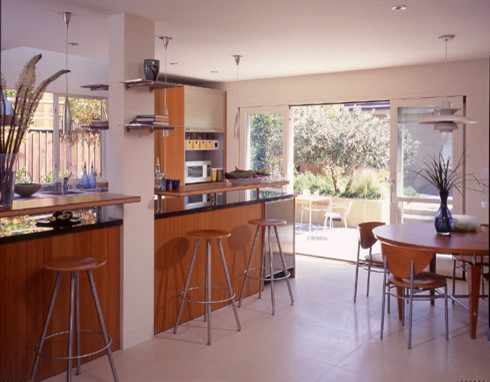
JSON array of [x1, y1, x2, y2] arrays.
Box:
[[0, 54, 69, 154]]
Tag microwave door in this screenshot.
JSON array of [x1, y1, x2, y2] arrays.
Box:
[[188, 166, 204, 178]]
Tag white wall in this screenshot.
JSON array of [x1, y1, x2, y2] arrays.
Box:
[[2, 46, 108, 98], [220, 59, 489, 222]]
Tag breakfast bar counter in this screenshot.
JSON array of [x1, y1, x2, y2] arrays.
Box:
[[154, 189, 295, 333]]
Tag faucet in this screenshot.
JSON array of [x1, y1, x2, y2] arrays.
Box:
[[62, 172, 72, 194]]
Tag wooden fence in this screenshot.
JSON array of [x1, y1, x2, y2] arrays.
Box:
[[14, 128, 101, 183]]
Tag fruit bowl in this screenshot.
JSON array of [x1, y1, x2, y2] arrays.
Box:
[[227, 177, 265, 185], [15, 183, 41, 198]]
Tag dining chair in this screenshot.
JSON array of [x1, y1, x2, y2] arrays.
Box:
[[353, 221, 385, 302], [380, 242, 449, 349], [325, 200, 352, 228], [451, 224, 489, 301]]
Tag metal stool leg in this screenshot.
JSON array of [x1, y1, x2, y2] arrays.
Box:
[[353, 242, 360, 302], [238, 225, 261, 307], [259, 227, 266, 299], [175, 239, 200, 333], [67, 271, 76, 381], [268, 227, 276, 315], [30, 272, 63, 382], [204, 240, 209, 323], [87, 270, 119, 381], [206, 239, 212, 345], [274, 226, 294, 305], [75, 272, 81, 375], [217, 239, 241, 331]]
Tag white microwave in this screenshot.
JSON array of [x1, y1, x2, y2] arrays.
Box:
[[185, 160, 211, 184]]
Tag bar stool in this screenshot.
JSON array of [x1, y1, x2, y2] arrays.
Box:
[[174, 229, 241, 345], [238, 218, 294, 315], [30, 256, 118, 382]]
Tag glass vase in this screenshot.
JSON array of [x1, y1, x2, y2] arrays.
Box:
[[0, 153, 17, 209], [434, 191, 452, 235]]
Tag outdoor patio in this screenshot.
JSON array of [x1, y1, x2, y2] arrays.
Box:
[[295, 223, 377, 263]]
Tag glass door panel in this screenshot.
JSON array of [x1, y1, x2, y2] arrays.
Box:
[[390, 96, 464, 223]]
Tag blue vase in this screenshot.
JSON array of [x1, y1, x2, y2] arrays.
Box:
[[81, 163, 89, 188], [434, 191, 452, 235], [88, 164, 96, 189]]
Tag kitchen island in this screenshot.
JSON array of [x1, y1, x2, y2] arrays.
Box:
[[154, 186, 295, 333], [0, 193, 140, 381]]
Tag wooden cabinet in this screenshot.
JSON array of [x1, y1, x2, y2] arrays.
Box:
[[154, 86, 226, 184]]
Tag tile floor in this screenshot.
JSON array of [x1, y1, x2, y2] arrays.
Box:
[[46, 255, 489, 382]]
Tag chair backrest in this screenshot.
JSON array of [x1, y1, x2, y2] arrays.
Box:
[[381, 242, 434, 279], [358, 221, 385, 249]]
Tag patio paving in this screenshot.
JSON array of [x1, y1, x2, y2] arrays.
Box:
[[295, 222, 381, 263]]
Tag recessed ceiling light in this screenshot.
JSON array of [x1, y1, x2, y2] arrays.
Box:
[[170, 62, 178, 65], [68, 42, 79, 46], [391, 5, 407, 11], [210, 70, 219, 74]]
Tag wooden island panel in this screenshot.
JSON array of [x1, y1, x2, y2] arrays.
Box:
[[154, 203, 264, 333], [0, 225, 120, 381]]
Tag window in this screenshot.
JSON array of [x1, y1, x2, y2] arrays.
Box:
[[12, 92, 106, 184]]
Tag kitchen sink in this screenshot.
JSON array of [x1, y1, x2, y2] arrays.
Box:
[[42, 190, 85, 196]]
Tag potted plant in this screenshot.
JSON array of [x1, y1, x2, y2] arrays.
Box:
[[415, 152, 464, 235], [0, 54, 68, 207]]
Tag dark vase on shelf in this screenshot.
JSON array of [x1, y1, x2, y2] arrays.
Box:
[[435, 190, 453, 235], [0, 153, 17, 208], [143, 59, 160, 81]]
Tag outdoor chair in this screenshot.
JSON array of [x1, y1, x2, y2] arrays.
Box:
[[353, 221, 385, 302], [324, 200, 352, 228], [380, 242, 449, 349]]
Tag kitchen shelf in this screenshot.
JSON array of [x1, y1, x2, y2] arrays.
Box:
[[81, 122, 109, 130], [121, 79, 183, 91], [185, 148, 219, 152], [80, 84, 109, 91], [124, 123, 177, 132]]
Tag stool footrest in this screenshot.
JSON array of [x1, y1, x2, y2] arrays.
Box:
[[182, 286, 236, 305], [243, 267, 291, 282], [35, 329, 112, 361]]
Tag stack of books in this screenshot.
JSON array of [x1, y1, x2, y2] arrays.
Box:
[[129, 114, 170, 128]]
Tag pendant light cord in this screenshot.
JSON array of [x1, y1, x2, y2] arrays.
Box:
[[444, 38, 447, 99], [65, 16, 69, 104]]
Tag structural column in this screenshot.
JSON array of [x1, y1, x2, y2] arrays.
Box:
[[108, 13, 155, 348]]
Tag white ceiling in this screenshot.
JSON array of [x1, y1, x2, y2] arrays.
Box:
[[3, 0, 490, 82]]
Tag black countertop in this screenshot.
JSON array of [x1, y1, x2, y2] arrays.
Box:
[[0, 210, 122, 244], [155, 190, 295, 219]]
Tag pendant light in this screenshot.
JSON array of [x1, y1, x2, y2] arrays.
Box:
[[418, 34, 476, 132], [159, 36, 172, 118], [61, 12, 72, 135], [232, 55, 242, 139]]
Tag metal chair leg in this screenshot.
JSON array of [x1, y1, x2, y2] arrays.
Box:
[[175, 239, 200, 334], [408, 262, 414, 349], [87, 270, 119, 381], [452, 259, 457, 304], [238, 225, 261, 308], [366, 263, 372, 297], [380, 260, 387, 340], [217, 239, 241, 331], [444, 284, 449, 341], [31, 272, 63, 382], [353, 242, 360, 303], [274, 226, 294, 305]]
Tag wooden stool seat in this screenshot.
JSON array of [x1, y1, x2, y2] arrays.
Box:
[[187, 229, 231, 240], [44, 256, 106, 272], [248, 218, 286, 227]]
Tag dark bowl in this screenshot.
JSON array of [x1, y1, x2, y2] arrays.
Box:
[[15, 183, 41, 198]]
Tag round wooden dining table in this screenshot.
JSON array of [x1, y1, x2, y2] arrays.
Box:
[[373, 223, 489, 340]]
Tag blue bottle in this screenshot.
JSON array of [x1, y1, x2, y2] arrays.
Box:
[[81, 163, 89, 188], [88, 164, 96, 188]]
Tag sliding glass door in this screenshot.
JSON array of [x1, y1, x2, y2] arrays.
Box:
[[389, 96, 464, 223]]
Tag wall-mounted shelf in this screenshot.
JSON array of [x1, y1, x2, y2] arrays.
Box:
[[81, 121, 109, 131], [80, 84, 109, 91], [121, 79, 183, 92], [124, 123, 177, 132]]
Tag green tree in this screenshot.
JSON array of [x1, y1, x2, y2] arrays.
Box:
[[294, 105, 395, 194], [249, 113, 283, 175]]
